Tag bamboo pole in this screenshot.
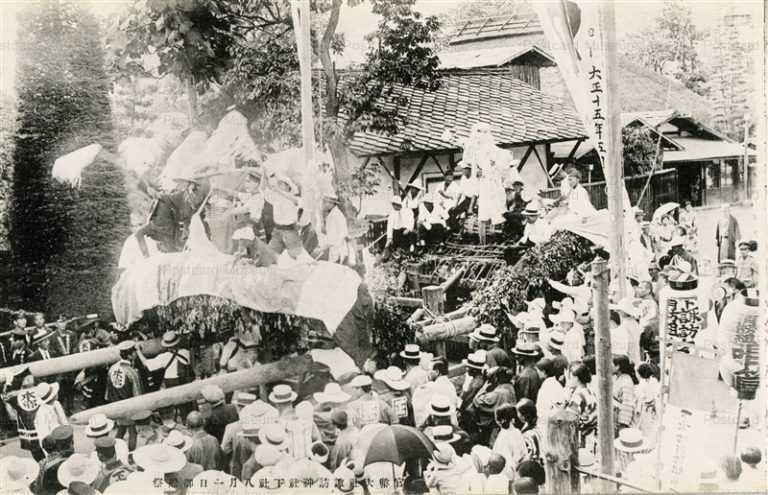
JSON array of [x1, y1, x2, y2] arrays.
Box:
[[591, 258, 615, 489], [0, 339, 164, 384], [600, 1, 628, 299], [70, 355, 313, 424]]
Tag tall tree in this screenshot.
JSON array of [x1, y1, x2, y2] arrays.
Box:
[[622, 0, 709, 96], [11, 2, 130, 315]]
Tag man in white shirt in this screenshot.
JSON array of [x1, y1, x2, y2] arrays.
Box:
[[448, 164, 477, 231], [33, 383, 68, 449], [562, 168, 596, 220], [265, 173, 302, 258], [516, 206, 551, 246], [385, 196, 415, 252], [138, 331, 195, 416], [316, 193, 349, 264], [418, 193, 448, 246], [436, 172, 460, 212]]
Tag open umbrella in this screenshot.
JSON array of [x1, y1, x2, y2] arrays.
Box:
[[652, 202, 680, 223], [363, 424, 436, 466]]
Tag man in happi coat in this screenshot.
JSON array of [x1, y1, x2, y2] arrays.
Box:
[[49, 315, 78, 414], [107, 341, 143, 450], [715, 204, 741, 263]]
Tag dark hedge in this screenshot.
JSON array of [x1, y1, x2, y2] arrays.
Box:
[[11, 3, 130, 316]]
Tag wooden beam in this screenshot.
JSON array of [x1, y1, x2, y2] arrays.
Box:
[[393, 156, 402, 195], [406, 154, 430, 188], [430, 155, 445, 176], [568, 139, 585, 160], [533, 146, 555, 187], [519, 145, 535, 172], [417, 316, 477, 343], [386, 296, 423, 308]]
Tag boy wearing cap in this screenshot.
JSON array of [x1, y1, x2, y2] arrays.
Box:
[[264, 173, 302, 257], [562, 168, 595, 220], [93, 436, 134, 491], [107, 341, 143, 450], [736, 240, 758, 288], [346, 374, 396, 427], [401, 344, 429, 392], [315, 193, 350, 264], [186, 411, 222, 471], [201, 384, 238, 444], [33, 383, 68, 451], [417, 193, 448, 247]]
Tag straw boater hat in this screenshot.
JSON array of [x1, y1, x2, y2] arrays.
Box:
[[431, 443, 457, 470], [471, 323, 500, 343], [0, 456, 40, 491], [161, 331, 181, 348], [526, 298, 545, 312], [512, 341, 542, 358], [613, 428, 648, 454], [349, 374, 373, 388], [429, 395, 453, 417], [233, 392, 257, 408], [523, 205, 539, 216], [546, 332, 566, 352], [391, 195, 403, 206], [668, 235, 685, 248], [272, 173, 299, 195], [313, 383, 351, 404], [85, 413, 115, 438], [374, 367, 411, 391], [428, 424, 460, 444], [163, 430, 193, 453], [268, 384, 297, 405], [258, 423, 290, 452], [133, 444, 187, 474], [58, 454, 101, 487], [201, 385, 226, 406], [35, 382, 60, 404], [462, 351, 486, 370], [611, 297, 638, 318], [400, 343, 423, 361]]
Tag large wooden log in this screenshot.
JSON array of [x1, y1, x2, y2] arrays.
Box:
[[416, 316, 477, 343], [0, 339, 164, 384], [413, 307, 471, 329], [70, 354, 313, 424], [387, 296, 423, 308], [544, 408, 580, 495], [592, 258, 615, 491]]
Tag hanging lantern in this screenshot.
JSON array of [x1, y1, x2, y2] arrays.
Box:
[[718, 289, 761, 400], [659, 273, 701, 345]]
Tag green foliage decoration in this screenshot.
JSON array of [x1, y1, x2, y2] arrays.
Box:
[[470, 231, 595, 332]]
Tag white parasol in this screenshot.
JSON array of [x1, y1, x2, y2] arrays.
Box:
[[652, 202, 680, 223]]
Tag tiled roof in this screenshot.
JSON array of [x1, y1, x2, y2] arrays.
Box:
[[347, 72, 587, 157], [438, 45, 556, 70], [450, 15, 543, 45]]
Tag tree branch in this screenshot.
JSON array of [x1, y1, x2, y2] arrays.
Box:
[[319, 0, 342, 117]]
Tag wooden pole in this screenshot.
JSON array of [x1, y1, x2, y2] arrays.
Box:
[[591, 257, 615, 489], [291, 0, 314, 169], [422, 286, 446, 359], [600, 1, 628, 299], [743, 112, 750, 200], [71, 355, 313, 424], [544, 408, 580, 495], [756, 3, 768, 431], [0, 339, 164, 383]]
